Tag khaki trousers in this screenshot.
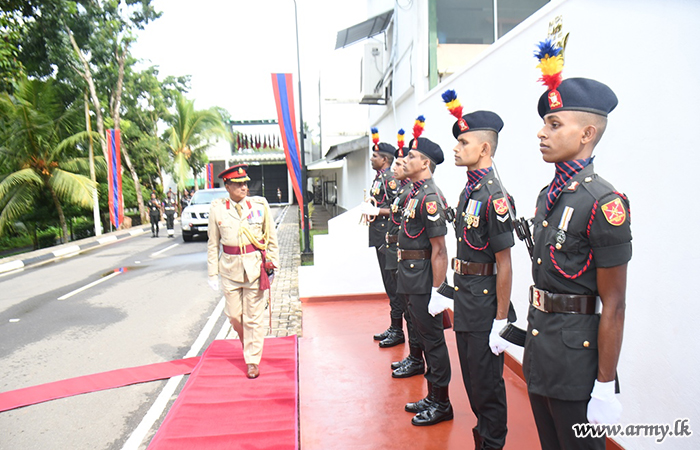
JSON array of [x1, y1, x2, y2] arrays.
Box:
[[221, 273, 267, 365]]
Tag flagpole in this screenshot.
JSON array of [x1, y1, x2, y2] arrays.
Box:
[[294, 0, 312, 254]]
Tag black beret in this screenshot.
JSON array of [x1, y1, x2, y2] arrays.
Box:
[[538, 77, 618, 118], [374, 142, 396, 157], [218, 164, 250, 182], [395, 147, 407, 158], [451, 110, 504, 139], [407, 137, 444, 165]]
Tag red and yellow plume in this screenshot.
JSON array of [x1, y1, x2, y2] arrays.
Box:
[[441, 89, 463, 119], [412, 116, 425, 139], [534, 19, 568, 92], [397, 128, 405, 150], [371, 127, 380, 149]]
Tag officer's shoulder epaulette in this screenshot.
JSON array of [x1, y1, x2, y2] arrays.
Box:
[[212, 197, 227, 207], [482, 177, 505, 196], [249, 196, 269, 205], [579, 174, 618, 201]]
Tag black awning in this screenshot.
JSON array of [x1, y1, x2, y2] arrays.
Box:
[[335, 10, 393, 50]]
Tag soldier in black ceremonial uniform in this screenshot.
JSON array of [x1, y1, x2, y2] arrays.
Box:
[[361, 129, 402, 347], [147, 192, 163, 238], [438, 102, 517, 449], [164, 190, 177, 238], [386, 137, 424, 378], [523, 78, 631, 450], [398, 119, 452, 427]]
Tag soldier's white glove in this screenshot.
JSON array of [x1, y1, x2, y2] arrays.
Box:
[[207, 275, 220, 292], [428, 287, 453, 316], [360, 202, 380, 216], [489, 318, 510, 355], [587, 380, 622, 424]]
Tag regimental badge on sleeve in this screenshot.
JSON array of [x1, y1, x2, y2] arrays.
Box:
[[426, 201, 438, 215], [601, 198, 626, 226], [493, 197, 508, 216], [388, 180, 397, 190]]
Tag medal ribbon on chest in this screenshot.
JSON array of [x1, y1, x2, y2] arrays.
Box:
[[405, 198, 419, 219], [465, 199, 482, 228]]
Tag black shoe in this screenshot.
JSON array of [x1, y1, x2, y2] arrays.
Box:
[[392, 356, 425, 378], [379, 328, 405, 348], [411, 385, 453, 426], [405, 395, 433, 413], [373, 327, 391, 341], [391, 355, 410, 370]]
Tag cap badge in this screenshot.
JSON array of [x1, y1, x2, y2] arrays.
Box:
[[458, 118, 469, 132], [548, 90, 562, 109]]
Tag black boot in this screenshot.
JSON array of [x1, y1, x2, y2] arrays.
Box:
[[392, 355, 424, 378], [405, 381, 433, 413], [411, 384, 453, 426], [391, 355, 409, 370], [379, 316, 404, 348], [392, 346, 424, 378], [392, 345, 421, 369], [373, 326, 391, 341]]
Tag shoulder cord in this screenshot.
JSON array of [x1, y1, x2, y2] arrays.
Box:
[[238, 200, 269, 252]]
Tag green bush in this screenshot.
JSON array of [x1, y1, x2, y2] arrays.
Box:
[[37, 229, 59, 248], [72, 220, 95, 240]]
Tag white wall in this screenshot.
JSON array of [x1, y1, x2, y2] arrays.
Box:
[[364, 0, 700, 448]]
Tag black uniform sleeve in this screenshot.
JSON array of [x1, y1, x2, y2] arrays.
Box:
[[590, 192, 632, 268], [487, 194, 515, 254], [423, 193, 447, 238]]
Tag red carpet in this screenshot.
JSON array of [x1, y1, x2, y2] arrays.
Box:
[[0, 357, 200, 413], [299, 298, 540, 449], [148, 336, 299, 450]]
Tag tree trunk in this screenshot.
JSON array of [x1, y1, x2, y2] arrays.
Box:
[[47, 181, 69, 243], [66, 28, 108, 165], [192, 168, 199, 191]]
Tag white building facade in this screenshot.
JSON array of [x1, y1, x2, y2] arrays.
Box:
[[303, 1, 700, 448]]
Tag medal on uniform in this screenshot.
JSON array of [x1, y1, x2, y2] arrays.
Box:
[[405, 198, 418, 219], [558, 206, 574, 231], [391, 197, 400, 213], [371, 180, 380, 195], [465, 199, 482, 229], [555, 229, 566, 246]]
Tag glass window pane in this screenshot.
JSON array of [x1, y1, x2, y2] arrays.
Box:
[[497, 0, 549, 38], [437, 0, 494, 45]]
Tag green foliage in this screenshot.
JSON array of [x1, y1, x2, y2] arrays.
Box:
[[164, 94, 228, 191], [0, 78, 97, 241]]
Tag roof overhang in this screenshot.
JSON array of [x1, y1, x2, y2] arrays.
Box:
[[307, 159, 345, 172], [325, 135, 369, 161], [228, 151, 286, 165], [335, 10, 393, 50]]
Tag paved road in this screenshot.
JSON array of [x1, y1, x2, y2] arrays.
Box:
[[0, 228, 232, 449]]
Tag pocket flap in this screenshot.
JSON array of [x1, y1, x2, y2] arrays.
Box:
[[561, 328, 598, 350]]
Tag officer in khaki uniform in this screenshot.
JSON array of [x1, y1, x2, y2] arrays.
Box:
[[207, 164, 279, 379]]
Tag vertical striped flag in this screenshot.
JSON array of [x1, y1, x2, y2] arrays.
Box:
[[271, 73, 304, 223], [206, 163, 214, 189], [106, 129, 124, 229]]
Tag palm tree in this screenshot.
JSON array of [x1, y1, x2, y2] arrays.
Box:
[[163, 94, 227, 191], [0, 78, 99, 243]]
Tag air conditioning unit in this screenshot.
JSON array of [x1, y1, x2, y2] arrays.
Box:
[[360, 43, 385, 105]]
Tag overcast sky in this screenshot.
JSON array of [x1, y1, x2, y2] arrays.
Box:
[[131, 0, 368, 135]]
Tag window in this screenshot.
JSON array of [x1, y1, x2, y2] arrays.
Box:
[[497, 0, 550, 39]]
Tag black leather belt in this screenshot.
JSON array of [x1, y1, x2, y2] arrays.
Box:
[[385, 234, 398, 244], [529, 286, 600, 314], [451, 258, 495, 276], [397, 249, 431, 261]]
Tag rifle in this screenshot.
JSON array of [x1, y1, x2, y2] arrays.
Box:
[[491, 161, 535, 260]]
